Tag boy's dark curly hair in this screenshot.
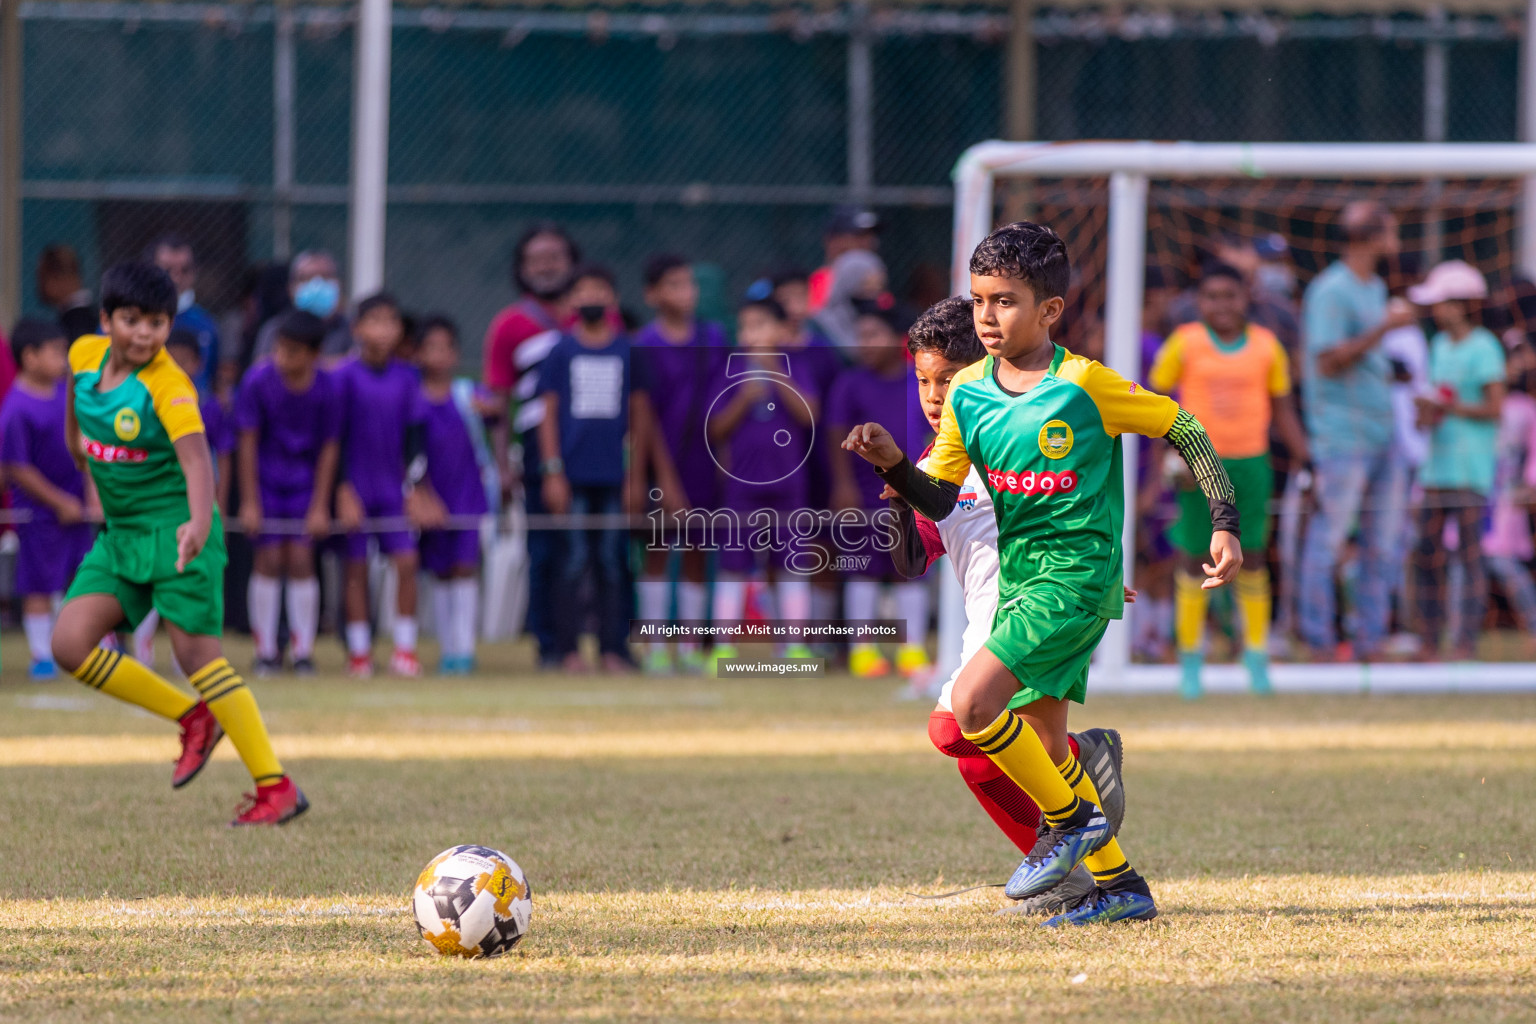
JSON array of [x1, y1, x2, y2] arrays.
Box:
[[968, 221, 1070, 301], [907, 295, 983, 364], [100, 261, 177, 317]]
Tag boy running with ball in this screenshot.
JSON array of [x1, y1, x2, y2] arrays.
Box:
[[890, 295, 1127, 915], [52, 262, 307, 826], [844, 223, 1240, 924]]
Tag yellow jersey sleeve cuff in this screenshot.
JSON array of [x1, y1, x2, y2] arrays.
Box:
[[1151, 399, 1179, 440]]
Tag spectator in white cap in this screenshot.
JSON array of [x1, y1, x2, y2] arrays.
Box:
[[1408, 259, 1505, 660]]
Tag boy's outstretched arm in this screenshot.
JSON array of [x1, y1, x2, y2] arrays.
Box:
[[841, 422, 961, 522], [1163, 408, 1242, 588], [878, 484, 944, 578], [173, 433, 216, 572]]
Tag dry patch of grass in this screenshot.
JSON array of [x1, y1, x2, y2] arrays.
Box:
[[3, 875, 1534, 1023], [1, 649, 1533, 1022]]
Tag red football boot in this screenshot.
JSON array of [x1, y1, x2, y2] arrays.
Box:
[[231, 777, 310, 827], [172, 702, 224, 789]]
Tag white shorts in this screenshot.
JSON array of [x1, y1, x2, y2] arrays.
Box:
[[936, 575, 999, 712]]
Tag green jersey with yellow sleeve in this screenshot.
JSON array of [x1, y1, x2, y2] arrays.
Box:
[[925, 345, 1179, 620], [69, 334, 206, 529]]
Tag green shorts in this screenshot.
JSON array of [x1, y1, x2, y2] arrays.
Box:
[[1171, 452, 1271, 556], [984, 583, 1110, 710], [65, 516, 227, 637]]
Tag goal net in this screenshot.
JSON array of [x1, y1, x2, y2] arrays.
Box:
[[947, 142, 1536, 693]]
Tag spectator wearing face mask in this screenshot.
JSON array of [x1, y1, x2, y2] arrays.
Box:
[[536, 265, 643, 674], [150, 235, 220, 393], [250, 250, 352, 363]]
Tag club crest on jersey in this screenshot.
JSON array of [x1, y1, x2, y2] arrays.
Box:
[[1038, 419, 1073, 460], [113, 408, 141, 442]]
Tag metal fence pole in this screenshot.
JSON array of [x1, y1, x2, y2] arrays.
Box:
[[846, 1, 872, 204], [0, 0, 20, 327], [273, 0, 296, 262], [349, 0, 391, 297], [1005, 0, 1035, 142], [1424, 6, 1447, 263]]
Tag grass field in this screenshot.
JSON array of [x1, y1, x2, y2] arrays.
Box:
[[1, 636, 1533, 1023]]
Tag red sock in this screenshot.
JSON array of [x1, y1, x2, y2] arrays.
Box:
[[926, 708, 1080, 759], [928, 709, 1043, 854]]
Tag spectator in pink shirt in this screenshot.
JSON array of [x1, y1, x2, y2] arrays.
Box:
[[482, 222, 580, 667], [1483, 343, 1536, 653]]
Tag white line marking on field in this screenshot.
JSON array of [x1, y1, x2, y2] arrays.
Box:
[[13, 695, 95, 711]]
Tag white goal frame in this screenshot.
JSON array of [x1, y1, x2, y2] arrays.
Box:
[[947, 141, 1536, 693]]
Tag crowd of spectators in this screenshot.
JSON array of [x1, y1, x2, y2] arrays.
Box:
[[9, 198, 1536, 677]]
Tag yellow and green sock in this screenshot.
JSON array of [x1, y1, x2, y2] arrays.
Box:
[[1175, 570, 1208, 655], [963, 710, 1094, 830], [1237, 567, 1271, 653], [1237, 567, 1273, 693], [189, 658, 285, 785], [1175, 571, 1208, 697], [74, 647, 196, 722], [1057, 751, 1134, 886]]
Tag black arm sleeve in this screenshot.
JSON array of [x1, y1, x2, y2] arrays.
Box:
[[405, 423, 428, 486], [1164, 408, 1240, 540], [887, 498, 931, 579], [874, 456, 960, 523]]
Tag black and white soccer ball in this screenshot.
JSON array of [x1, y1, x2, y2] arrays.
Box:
[[412, 845, 532, 958]]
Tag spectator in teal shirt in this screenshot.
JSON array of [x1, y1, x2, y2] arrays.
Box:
[[1408, 260, 1506, 660], [1297, 202, 1418, 660]]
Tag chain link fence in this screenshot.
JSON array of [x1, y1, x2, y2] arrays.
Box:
[[10, 2, 1524, 362]]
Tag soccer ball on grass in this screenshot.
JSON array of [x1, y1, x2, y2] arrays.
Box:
[[411, 844, 532, 957]]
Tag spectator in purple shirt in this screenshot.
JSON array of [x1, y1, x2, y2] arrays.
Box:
[[416, 316, 497, 676], [334, 292, 444, 679], [631, 254, 729, 674], [235, 311, 342, 676], [0, 319, 91, 679], [825, 305, 932, 681], [767, 268, 848, 627], [704, 297, 820, 668]]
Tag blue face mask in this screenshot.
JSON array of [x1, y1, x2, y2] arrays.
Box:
[[294, 276, 340, 318]]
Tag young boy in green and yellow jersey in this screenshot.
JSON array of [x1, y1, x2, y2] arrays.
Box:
[[844, 223, 1240, 924], [52, 262, 307, 826]]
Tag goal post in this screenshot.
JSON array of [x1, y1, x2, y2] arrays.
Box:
[[946, 141, 1536, 692]]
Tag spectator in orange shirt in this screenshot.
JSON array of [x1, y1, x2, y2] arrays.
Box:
[[1150, 263, 1310, 698]]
